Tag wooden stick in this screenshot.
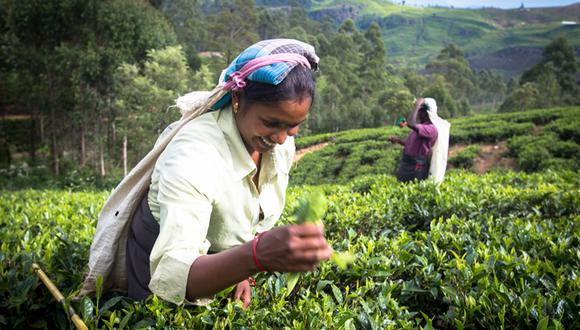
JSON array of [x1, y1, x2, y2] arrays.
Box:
[[32, 263, 88, 330]]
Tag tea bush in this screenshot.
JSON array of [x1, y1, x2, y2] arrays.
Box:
[[292, 106, 579, 184], [448, 145, 481, 169], [1, 170, 578, 329]]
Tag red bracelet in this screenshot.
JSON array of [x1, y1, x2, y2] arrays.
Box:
[[252, 232, 268, 272], [247, 277, 257, 287]]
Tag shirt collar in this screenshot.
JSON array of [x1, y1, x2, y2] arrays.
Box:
[[217, 107, 289, 182]]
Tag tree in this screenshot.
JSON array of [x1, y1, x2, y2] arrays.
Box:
[[521, 37, 577, 104], [534, 63, 561, 109], [360, 22, 387, 95], [378, 89, 415, 125], [499, 82, 539, 113], [422, 74, 458, 118], [404, 71, 428, 96], [3, 0, 176, 177], [207, 0, 259, 64], [428, 44, 476, 99], [114, 45, 190, 175], [426, 44, 476, 113], [257, 8, 288, 40], [476, 70, 507, 108]]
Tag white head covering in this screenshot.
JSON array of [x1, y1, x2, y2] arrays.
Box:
[[423, 98, 451, 183]]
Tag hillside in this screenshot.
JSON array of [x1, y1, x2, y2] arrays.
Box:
[[264, 1, 580, 73]]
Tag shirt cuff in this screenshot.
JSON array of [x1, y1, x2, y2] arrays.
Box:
[[149, 242, 210, 305]]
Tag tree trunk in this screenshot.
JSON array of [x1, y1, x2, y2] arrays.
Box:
[[50, 129, 59, 176], [39, 112, 45, 144], [123, 134, 127, 177], [30, 110, 36, 165], [99, 139, 106, 179], [80, 128, 86, 167], [48, 69, 59, 176], [112, 121, 116, 143]]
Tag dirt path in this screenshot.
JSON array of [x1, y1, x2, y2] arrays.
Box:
[[293, 142, 329, 163], [449, 141, 517, 174], [474, 142, 517, 173]]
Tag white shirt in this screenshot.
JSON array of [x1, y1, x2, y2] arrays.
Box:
[[147, 106, 294, 304]]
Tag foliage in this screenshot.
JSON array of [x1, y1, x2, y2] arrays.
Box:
[[1, 0, 177, 177], [293, 106, 579, 184], [508, 133, 579, 172], [520, 37, 578, 104], [114, 45, 190, 166], [448, 145, 480, 169], [501, 37, 578, 112], [1, 170, 578, 328], [292, 127, 402, 185], [3, 0, 578, 180], [499, 82, 540, 113], [426, 44, 476, 113]]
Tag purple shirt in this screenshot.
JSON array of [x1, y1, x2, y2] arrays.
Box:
[[403, 123, 438, 157]]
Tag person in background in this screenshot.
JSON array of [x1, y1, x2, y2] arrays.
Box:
[[389, 98, 450, 183], [81, 39, 333, 308]]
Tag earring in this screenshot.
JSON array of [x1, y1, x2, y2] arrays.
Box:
[[233, 102, 239, 113]]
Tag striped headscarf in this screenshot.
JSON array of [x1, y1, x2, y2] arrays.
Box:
[[212, 39, 319, 109]]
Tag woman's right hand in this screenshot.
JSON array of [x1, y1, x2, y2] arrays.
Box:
[[255, 224, 333, 273]]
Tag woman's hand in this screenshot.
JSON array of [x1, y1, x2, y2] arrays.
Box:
[[389, 136, 404, 145], [231, 279, 252, 309], [256, 224, 333, 273], [415, 97, 424, 107]]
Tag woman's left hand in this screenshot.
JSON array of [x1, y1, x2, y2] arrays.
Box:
[[232, 279, 252, 309]]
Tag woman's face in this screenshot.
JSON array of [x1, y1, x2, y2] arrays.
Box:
[[233, 95, 311, 154], [419, 109, 430, 124]]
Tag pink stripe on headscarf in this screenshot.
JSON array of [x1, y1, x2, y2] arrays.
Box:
[[223, 53, 311, 91]]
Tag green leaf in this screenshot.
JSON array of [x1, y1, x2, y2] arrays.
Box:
[[332, 251, 355, 269], [331, 284, 343, 304], [132, 318, 156, 329], [119, 311, 133, 329], [81, 296, 94, 321], [285, 273, 300, 297], [99, 296, 123, 314], [95, 275, 103, 302], [293, 188, 328, 224], [536, 317, 549, 330]]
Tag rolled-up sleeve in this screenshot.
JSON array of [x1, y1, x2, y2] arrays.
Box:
[[148, 155, 214, 305], [416, 124, 438, 139]]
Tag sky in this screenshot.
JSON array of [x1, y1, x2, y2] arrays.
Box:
[[401, 0, 579, 9]]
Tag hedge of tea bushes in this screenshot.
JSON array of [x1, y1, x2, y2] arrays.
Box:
[[448, 145, 481, 169], [292, 106, 580, 185], [0, 190, 107, 328], [1, 170, 578, 329]]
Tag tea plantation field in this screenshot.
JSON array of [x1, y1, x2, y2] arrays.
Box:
[[1, 173, 578, 329], [1, 107, 579, 329], [293, 107, 579, 185]]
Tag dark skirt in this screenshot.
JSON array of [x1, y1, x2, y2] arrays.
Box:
[[396, 153, 430, 183], [126, 191, 159, 300]]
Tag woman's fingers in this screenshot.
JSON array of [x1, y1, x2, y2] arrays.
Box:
[[232, 280, 252, 309], [241, 284, 251, 309], [257, 224, 332, 272], [289, 222, 324, 237]]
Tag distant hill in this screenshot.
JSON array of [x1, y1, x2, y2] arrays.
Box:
[[263, 1, 580, 75]]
